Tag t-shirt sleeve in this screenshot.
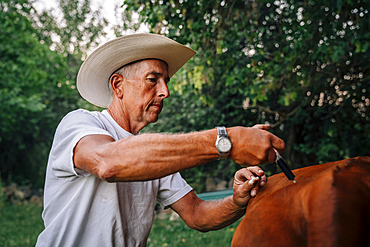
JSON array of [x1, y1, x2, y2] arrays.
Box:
[[156, 172, 193, 208], [48, 109, 113, 178]]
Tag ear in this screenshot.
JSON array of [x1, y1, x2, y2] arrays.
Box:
[[110, 74, 124, 99]]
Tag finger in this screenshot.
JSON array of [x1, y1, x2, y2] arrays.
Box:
[[267, 148, 276, 164], [246, 167, 266, 193], [234, 168, 252, 182], [249, 177, 260, 197], [239, 176, 259, 198], [246, 166, 265, 177], [235, 168, 260, 194], [259, 174, 267, 187], [271, 136, 285, 153], [236, 168, 262, 189], [243, 168, 261, 196], [251, 188, 258, 197], [248, 176, 260, 186]]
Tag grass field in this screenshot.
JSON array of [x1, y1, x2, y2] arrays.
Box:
[[0, 203, 44, 247], [0, 203, 240, 247]]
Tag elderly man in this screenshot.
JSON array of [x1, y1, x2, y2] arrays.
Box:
[[36, 33, 284, 246]]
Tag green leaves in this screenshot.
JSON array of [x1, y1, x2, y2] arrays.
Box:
[[124, 0, 370, 183], [0, 0, 106, 187], [34, 0, 108, 56], [2, 0, 368, 191]]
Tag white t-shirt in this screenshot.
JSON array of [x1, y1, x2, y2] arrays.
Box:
[[36, 109, 193, 247]]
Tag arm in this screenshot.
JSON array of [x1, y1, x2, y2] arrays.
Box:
[[74, 126, 284, 182], [170, 167, 266, 232]]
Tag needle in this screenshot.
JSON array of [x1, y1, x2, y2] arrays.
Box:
[[273, 149, 296, 183]]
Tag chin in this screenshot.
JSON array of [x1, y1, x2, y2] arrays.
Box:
[[147, 115, 159, 124], [150, 118, 159, 123]]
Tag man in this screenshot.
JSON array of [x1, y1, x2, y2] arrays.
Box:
[[36, 33, 284, 246]]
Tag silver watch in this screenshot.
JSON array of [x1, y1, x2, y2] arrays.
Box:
[[215, 126, 232, 160]]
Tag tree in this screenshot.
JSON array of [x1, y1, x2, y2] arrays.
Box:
[[122, 0, 370, 191], [33, 0, 109, 108], [0, 0, 108, 188], [0, 0, 74, 187]]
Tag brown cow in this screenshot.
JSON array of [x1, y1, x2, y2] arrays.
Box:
[[232, 156, 370, 247]]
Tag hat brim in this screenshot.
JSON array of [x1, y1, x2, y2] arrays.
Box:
[[77, 33, 196, 108]]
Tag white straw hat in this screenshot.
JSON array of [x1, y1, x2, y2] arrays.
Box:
[[77, 33, 196, 108]]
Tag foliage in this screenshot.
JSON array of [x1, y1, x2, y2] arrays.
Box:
[[148, 213, 239, 247], [2, 0, 369, 194], [0, 202, 239, 247], [124, 0, 370, 187], [0, 0, 106, 188], [0, 203, 44, 247], [0, 0, 76, 187], [34, 0, 108, 57], [32, 0, 109, 109]]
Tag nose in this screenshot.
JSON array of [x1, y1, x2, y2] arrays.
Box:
[[158, 80, 170, 98]]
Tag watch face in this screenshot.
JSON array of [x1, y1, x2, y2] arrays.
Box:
[[218, 138, 232, 152]]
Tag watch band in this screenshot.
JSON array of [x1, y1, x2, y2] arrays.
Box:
[[216, 126, 231, 160], [216, 126, 228, 137]]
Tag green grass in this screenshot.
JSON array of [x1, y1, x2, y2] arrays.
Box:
[[148, 215, 239, 247], [0, 203, 44, 247], [0, 203, 240, 247]]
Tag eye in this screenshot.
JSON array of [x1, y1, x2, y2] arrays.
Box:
[[147, 77, 157, 83]]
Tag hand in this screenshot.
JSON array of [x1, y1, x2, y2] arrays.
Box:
[[228, 126, 285, 166], [232, 167, 267, 207]]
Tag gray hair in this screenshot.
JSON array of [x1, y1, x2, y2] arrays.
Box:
[[108, 61, 142, 95]]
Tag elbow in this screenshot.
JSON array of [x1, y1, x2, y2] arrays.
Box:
[[94, 157, 138, 182], [95, 159, 133, 182], [93, 156, 121, 182], [93, 148, 127, 182], [98, 166, 118, 182]]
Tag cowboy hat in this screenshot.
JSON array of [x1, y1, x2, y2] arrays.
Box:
[[77, 33, 196, 108]]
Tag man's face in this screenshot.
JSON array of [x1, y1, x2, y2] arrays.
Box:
[[119, 59, 170, 128]]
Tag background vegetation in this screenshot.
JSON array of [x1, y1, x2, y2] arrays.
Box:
[[0, 202, 238, 246], [1, 0, 369, 193], [0, 0, 369, 246], [128, 0, 370, 191], [0, 0, 104, 188]]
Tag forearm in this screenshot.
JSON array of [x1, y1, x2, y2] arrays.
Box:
[[171, 168, 264, 232], [184, 196, 246, 232], [75, 125, 284, 182], [89, 130, 219, 181]]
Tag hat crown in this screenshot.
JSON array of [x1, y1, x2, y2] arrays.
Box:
[[77, 33, 196, 108]]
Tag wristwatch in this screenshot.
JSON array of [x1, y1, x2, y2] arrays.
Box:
[[215, 126, 232, 160]]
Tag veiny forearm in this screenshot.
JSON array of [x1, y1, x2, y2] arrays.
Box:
[[75, 125, 284, 181], [184, 196, 246, 232], [93, 130, 219, 181]]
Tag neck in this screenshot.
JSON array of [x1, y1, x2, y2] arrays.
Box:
[[107, 101, 147, 135]]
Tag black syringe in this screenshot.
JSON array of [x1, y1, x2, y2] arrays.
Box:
[[274, 149, 296, 183]]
